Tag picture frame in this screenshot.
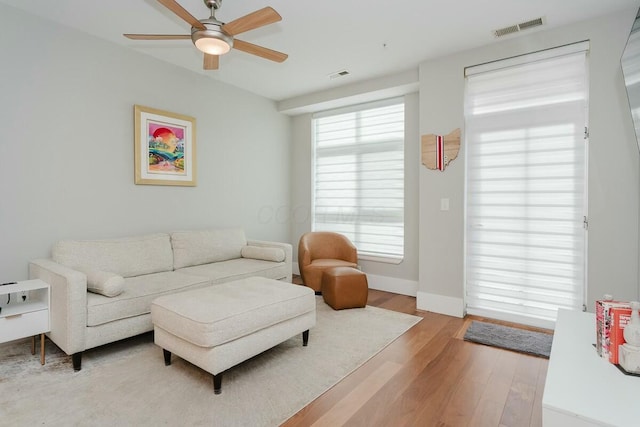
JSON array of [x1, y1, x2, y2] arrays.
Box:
[[134, 105, 196, 186]]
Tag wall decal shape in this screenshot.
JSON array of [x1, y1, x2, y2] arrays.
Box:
[[421, 128, 461, 171]]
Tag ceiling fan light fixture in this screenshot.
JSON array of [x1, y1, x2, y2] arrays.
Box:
[[194, 35, 230, 55], [192, 23, 233, 55]]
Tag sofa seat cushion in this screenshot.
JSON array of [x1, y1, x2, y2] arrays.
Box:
[[176, 258, 289, 283], [86, 271, 211, 327], [151, 276, 315, 348], [53, 233, 174, 278]]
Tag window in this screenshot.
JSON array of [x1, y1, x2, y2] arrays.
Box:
[[464, 42, 589, 328], [312, 98, 405, 261]]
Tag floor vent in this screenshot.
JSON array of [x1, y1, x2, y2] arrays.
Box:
[[494, 17, 544, 38], [328, 69, 350, 79]]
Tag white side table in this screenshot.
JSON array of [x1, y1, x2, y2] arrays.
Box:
[[0, 279, 50, 364]]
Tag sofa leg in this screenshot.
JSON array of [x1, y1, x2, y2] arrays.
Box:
[[72, 352, 82, 371], [163, 349, 172, 366], [213, 373, 222, 394], [302, 329, 309, 346]]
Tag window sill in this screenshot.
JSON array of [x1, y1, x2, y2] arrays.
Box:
[[358, 254, 404, 265]]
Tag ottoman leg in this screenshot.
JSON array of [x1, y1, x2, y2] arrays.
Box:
[[213, 373, 223, 394], [163, 349, 172, 366], [302, 329, 309, 346]]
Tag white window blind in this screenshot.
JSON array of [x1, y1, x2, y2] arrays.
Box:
[[312, 98, 405, 260], [621, 29, 640, 152], [464, 44, 589, 328]]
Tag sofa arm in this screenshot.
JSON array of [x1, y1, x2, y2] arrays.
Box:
[[246, 240, 293, 282], [29, 259, 88, 356]]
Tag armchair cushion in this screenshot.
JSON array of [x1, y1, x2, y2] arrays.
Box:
[[302, 259, 358, 292]]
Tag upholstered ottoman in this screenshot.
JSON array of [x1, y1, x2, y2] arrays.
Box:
[[151, 276, 316, 394], [321, 266, 368, 310]]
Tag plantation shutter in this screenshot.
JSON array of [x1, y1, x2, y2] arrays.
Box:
[[312, 98, 405, 260], [464, 42, 589, 328]]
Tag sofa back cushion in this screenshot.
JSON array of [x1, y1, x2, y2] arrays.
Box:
[[171, 228, 247, 269], [52, 233, 174, 278]]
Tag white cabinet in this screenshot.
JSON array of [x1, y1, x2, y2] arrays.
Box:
[[0, 279, 50, 364], [543, 309, 640, 426]]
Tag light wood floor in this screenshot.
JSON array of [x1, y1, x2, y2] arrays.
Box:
[[283, 278, 549, 427]]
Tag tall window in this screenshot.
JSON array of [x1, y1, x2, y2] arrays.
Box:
[[312, 98, 405, 261], [464, 42, 589, 328]]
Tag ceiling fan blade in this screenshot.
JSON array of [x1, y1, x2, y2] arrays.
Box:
[[124, 34, 191, 40], [233, 39, 288, 63], [203, 54, 219, 70], [222, 6, 281, 36], [157, 0, 206, 30]]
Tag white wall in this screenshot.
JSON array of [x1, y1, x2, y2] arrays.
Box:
[[0, 4, 291, 280], [418, 8, 640, 316], [289, 92, 420, 294]]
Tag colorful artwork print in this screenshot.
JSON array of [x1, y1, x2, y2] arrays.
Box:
[[134, 105, 197, 186], [147, 122, 186, 174]]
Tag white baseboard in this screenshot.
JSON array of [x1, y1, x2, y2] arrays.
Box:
[[292, 264, 417, 297], [367, 273, 417, 297], [416, 291, 464, 318], [295, 264, 464, 315]]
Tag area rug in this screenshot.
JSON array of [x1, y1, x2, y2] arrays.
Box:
[[0, 297, 421, 426], [463, 320, 553, 358]]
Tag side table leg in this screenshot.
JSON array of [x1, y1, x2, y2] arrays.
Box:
[[40, 333, 45, 365]]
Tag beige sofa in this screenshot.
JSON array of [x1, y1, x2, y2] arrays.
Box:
[[28, 228, 292, 371]]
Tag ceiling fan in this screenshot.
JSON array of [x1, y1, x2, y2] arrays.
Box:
[[124, 0, 287, 70]]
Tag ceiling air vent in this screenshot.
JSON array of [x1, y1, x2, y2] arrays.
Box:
[[328, 69, 350, 80], [494, 17, 545, 38], [519, 17, 544, 30], [494, 25, 519, 37]]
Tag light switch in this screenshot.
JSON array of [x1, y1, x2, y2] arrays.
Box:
[[440, 198, 450, 211]]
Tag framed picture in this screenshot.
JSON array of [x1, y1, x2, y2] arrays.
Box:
[[134, 105, 196, 186]]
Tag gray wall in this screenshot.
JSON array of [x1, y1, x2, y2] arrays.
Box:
[[0, 4, 291, 280], [289, 93, 420, 285], [418, 8, 640, 314]]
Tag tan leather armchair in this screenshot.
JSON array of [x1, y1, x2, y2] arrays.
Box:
[[298, 232, 358, 292]]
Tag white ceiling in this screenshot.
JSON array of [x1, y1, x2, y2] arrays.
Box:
[[1, 0, 638, 101]]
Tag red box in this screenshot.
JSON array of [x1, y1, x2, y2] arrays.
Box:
[[609, 307, 632, 364], [596, 299, 630, 359]]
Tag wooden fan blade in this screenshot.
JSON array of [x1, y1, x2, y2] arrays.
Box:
[[124, 34, 191, 40], [222, 6, 281, 36], [203, 54, 219, 70], [233, 39, 288, 62], [157, 0, 206, 30]]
